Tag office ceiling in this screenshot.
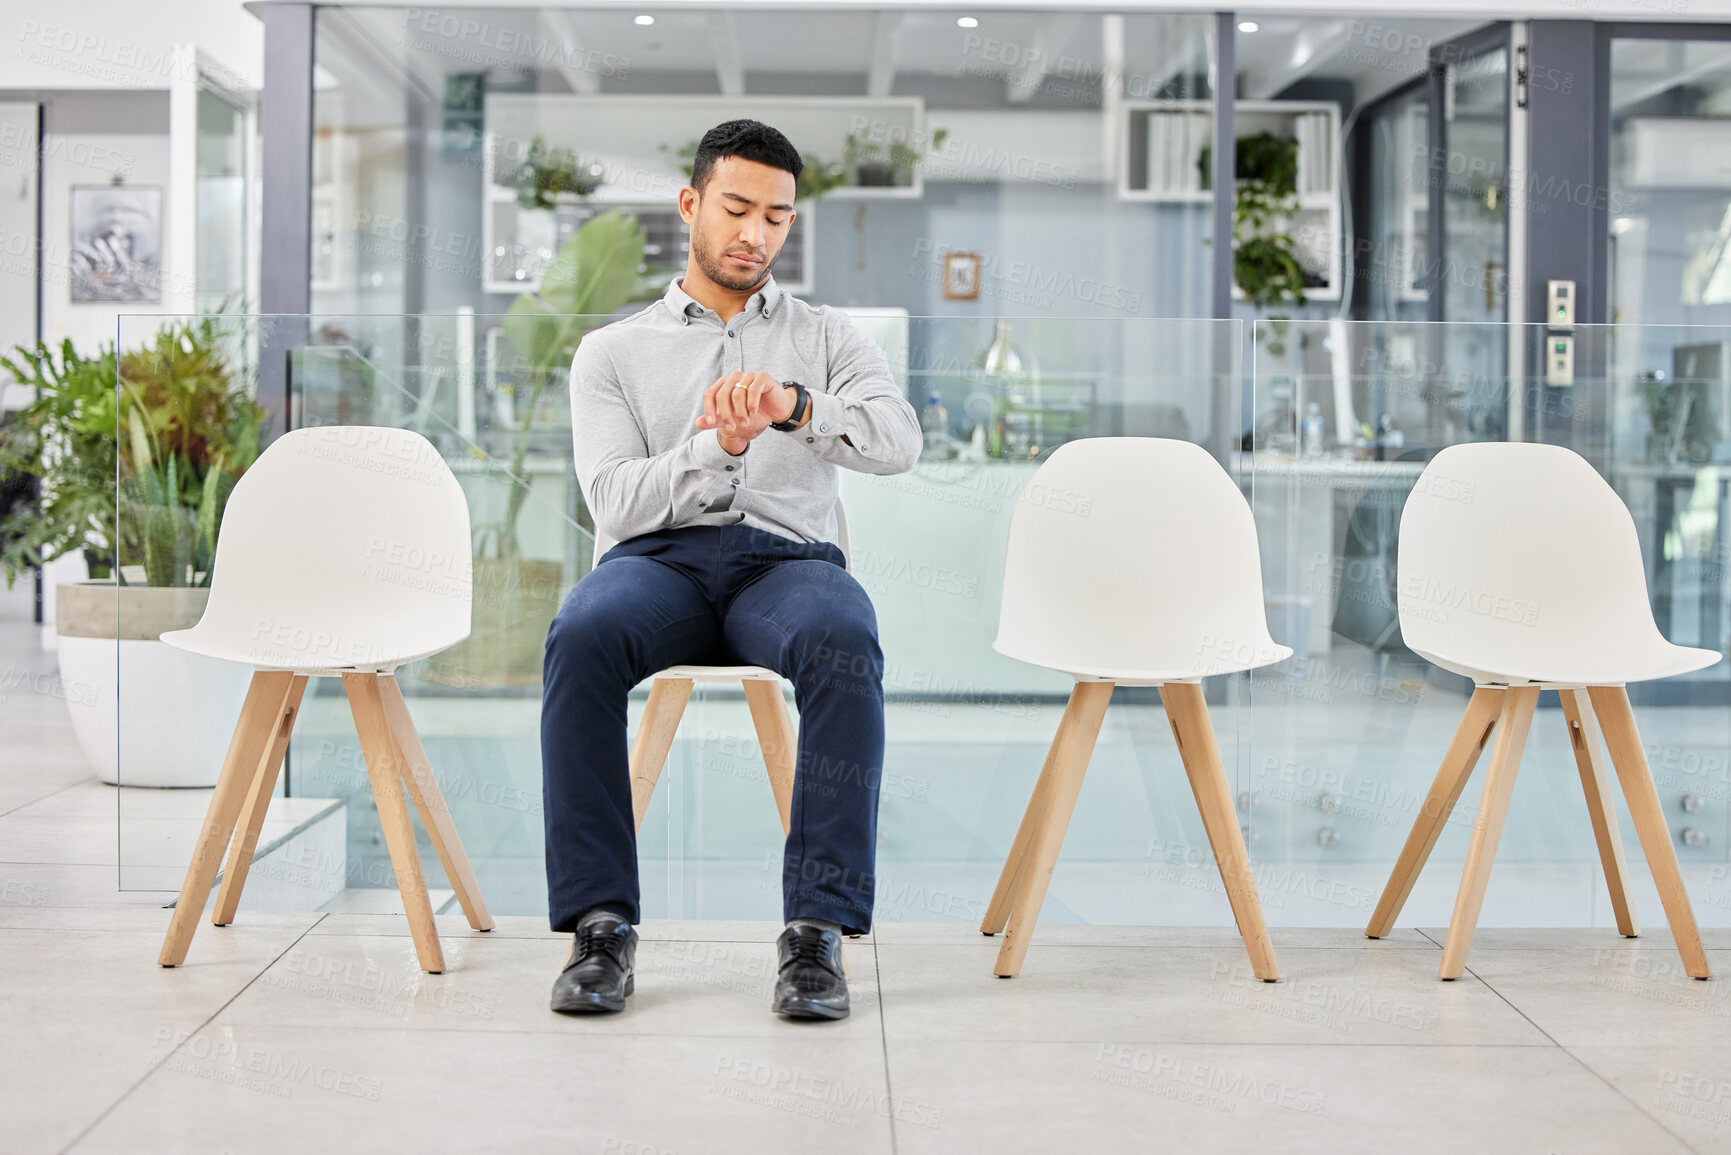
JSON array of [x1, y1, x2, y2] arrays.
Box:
[[320, 7, 1488, 113]]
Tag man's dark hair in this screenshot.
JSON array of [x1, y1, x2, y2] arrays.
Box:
[[691, 119, 803, 194]]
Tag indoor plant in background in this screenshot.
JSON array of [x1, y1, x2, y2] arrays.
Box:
[[0, 318, 266, 786], [425, 210, 664, 686]]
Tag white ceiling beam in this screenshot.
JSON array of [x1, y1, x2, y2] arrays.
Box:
[[1242, 19, 1354, 100], [542, 10, 600, 94], [866, 12, 901, 98], [709, 11, 745, 96], [1006, 12, 1083, 104]]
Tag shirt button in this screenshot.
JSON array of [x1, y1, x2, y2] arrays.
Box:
[[818, 423, 829, 433], [727, 330, 735, 337], [806, 437, 815, 443], [725, 464, 735, 471], [730, 477, 741, 486]]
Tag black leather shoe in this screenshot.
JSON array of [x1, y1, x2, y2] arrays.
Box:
[[772, 924, 850, 1020], [550, 915, 637, 1014]]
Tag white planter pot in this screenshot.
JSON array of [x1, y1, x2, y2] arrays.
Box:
[[56, 584, 254, 788]]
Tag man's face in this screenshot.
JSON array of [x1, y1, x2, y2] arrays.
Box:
[[681, 155, 797, 292]]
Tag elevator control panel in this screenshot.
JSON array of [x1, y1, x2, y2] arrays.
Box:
[[1546, 334, 1575, 387], [1547, 280, 1576, 330]]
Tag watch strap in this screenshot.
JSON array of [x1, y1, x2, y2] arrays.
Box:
[[770, 380, 809, 432]]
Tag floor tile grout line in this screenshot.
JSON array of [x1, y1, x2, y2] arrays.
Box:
[[54, 910, 333, 1155], [872, 933, 899, 1155], [0, 776, 94, 819], [1463, 962, 1707, 1155]]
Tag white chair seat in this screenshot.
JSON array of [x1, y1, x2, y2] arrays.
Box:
[[1399, 441, 1724, 689], [651, 663, 783, 683], [1371, 441, 1716, 983], [989, 644, 1293, 686], [156, 426, 492, 977], [982, 438, 1285, 983], [1411, 638, 1721, 689], [160, 625, 456, 675]]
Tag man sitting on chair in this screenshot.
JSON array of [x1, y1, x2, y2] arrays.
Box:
[[543, 119, 921, 1020]]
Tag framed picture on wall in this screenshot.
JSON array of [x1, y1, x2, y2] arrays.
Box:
[[68, 184, 161, 304], [943, 251, 980, 300]]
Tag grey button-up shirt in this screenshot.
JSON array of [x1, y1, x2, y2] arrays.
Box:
[[569, 273, 921, 546]]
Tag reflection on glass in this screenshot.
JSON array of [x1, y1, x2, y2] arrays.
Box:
[[1609, 37, 1731, 330]]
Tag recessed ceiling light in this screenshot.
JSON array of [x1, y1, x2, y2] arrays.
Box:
[[1238, 20, 1260, 32], [957, 16, 979, 29], [634, 14, 655, 26]]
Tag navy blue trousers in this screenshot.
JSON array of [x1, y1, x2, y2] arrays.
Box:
[[542, 524, 885, 935]]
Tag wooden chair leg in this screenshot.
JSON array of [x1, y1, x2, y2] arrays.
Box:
[[1163, 681, 1279, 982], [212, 675, 309, 926], [159, 670, 298, 966], [376, 676, 495, 933], [1366, 687, 1505, 938], [630, 677, 694, 832], [1439, 685, 1540, 980], [993, 680, 1113, 978], [1559, 689, 1640, 938], [344, 673, 444, 974], [1587, 685, 1710, 979], [743, 679, 798, 837], [980, 712, 1068, 936]]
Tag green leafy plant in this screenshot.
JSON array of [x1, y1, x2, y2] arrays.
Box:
[[660, 139, 853, 202], [0, 341, 120, 586], [1200, 130, 1309, 309], [510, 135, 602, 210], [844, 130, 927, 187], [492, 211, 664, 559], [0, 318, 264, 590], [115, 317, 265, 586]]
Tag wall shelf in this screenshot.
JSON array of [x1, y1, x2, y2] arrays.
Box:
[[1119, 99, 1343, 301]]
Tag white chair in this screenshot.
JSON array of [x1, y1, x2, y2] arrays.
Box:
[[591, 502, 851, 835], [1366, 442, 1720, 980], [157, 426, 494, 974], [981, 438, 1290, 980]]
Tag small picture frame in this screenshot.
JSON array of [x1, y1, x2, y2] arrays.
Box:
[[943, 251, 980, 300]]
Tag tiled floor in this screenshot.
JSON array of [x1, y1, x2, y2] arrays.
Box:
[[6, 593, 1731, 1154]]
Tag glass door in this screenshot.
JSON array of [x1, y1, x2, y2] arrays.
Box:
[[194, 83, 250, 314], [1427, 25, 1514, 434]]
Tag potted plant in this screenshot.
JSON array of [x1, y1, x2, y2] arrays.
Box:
[[424, 211, 666, 686], [0, 318, 267, 786], [1200, 130, 1310, 309]]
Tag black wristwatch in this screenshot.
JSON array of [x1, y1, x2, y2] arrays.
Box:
[[770, 380, 810, 432]]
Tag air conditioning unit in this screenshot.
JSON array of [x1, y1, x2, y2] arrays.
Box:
[[1623, 119, 1731, 189]]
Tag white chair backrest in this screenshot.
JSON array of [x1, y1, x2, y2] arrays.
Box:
[[995, 437, 1288, 680], [591, 500, 852, 573], [190, 426, 472, 671], [1398, 441, 1678, 681]]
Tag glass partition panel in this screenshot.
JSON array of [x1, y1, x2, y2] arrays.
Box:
[[1247, 319, 1730, 930], [1608, 36, 1731, 330], [115, 312, 1729, 930], [310, 6, 1218, 320], [116, 312, 1255, 931]]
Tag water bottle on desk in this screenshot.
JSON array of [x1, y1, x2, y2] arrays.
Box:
[[1302, 402, 1325, 458], [921, 392, 951, 459]]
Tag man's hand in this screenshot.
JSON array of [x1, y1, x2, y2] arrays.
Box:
[[696, 372, 799, 455]]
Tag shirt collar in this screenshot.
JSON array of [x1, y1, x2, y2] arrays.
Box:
[[661, 274, 784, 326]]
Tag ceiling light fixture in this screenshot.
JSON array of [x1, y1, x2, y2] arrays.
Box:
[[1238, 20, 1260, 32], [957, 16, 979, 29], [634, 14, 655, 26]]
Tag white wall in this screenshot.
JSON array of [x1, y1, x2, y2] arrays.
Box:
[[0, 102, 38, 409], [7, 1, 261, 92], [38, 92, 171, 356]]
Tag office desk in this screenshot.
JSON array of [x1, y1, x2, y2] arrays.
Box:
[[1242, 455, 1426, 657]]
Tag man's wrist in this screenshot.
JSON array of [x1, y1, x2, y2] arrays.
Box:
[[771, 381, 810, 432]]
